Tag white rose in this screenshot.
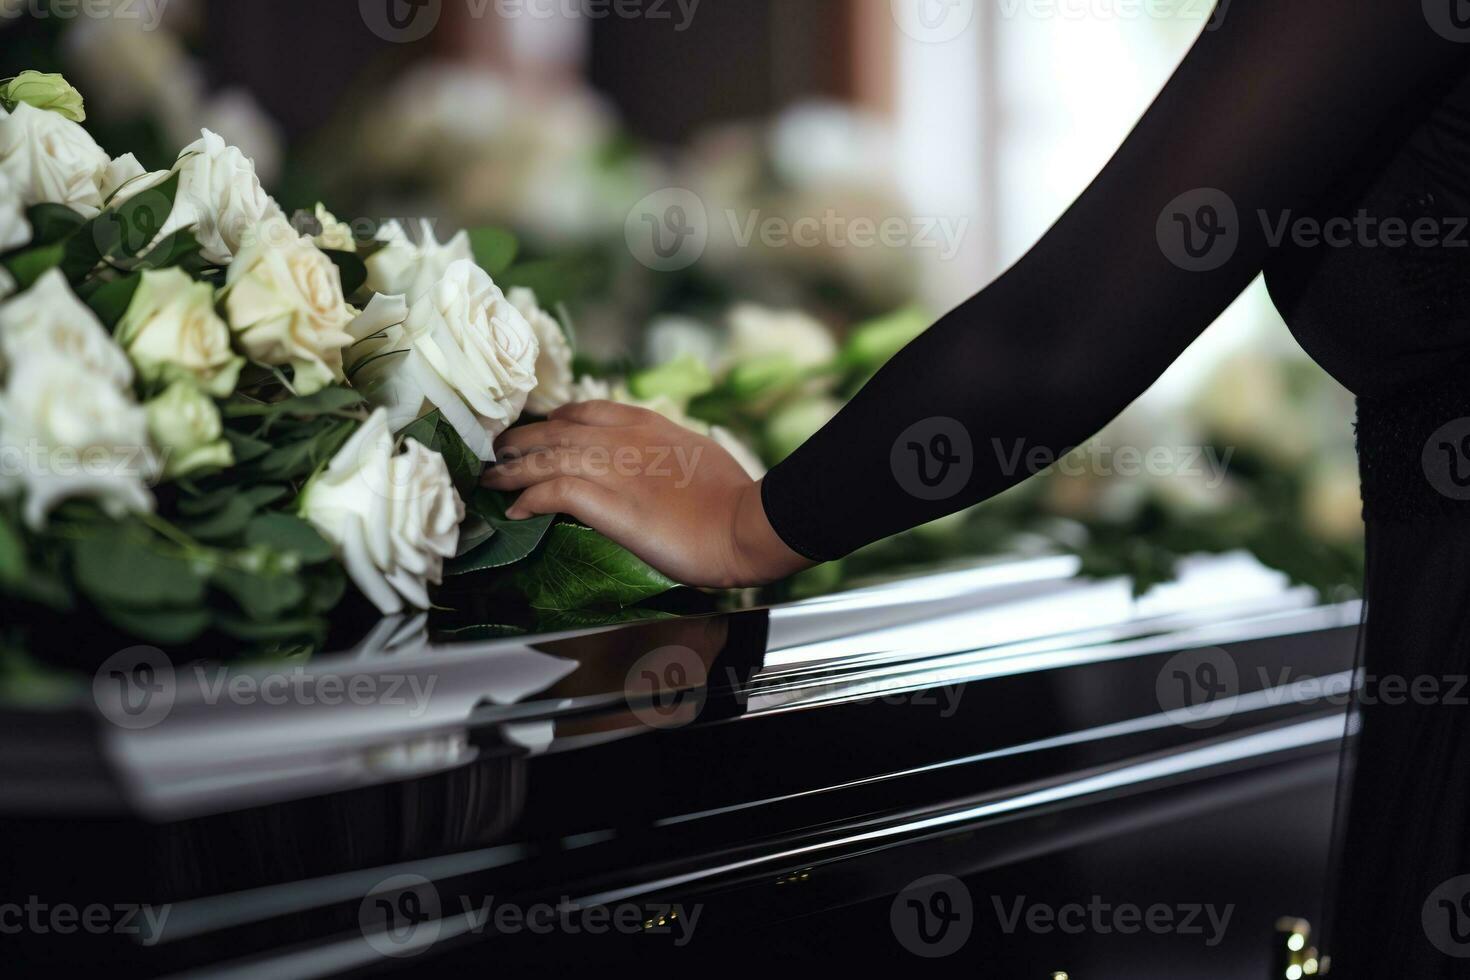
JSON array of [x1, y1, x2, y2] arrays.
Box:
[[0, 169, 31, 252], [0, 102, 112, 216], [145, 379, 233, 480], [347, 260, 539, 461], [724, 304, 837, 372], [0, 269, 134, 388], [364, 219, 473, 303], [645, 315, 720, 370], [301, 408, 465, 615], [224, 217, 356, 395], [0, 353, 157, 529], [193, 89, 284, 187], [116, 129, 281, 266], [0, 171, 28, 299], [509, 287, 574, 416], [117, 268, 244, 398]]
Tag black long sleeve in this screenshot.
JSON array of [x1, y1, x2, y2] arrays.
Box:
[[762, 1, 1469, 562]]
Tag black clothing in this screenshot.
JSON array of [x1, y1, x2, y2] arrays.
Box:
[[760, 5, 1470, 974]]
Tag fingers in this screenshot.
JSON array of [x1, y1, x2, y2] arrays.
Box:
[[496, 420, 587, 458], [505, 477, 627, 529], [482, 448, 576, 491], [550, 400, 651, 427]]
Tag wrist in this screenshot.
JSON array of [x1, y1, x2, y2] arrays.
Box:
[[730, 480, 815, 586]]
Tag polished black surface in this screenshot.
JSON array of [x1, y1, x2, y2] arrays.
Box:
[[1, 556, 1359, 977]]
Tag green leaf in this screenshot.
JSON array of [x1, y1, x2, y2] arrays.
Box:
[[468, 227, 519, 276], [447, 496, 554, 577], [85, 273, 141, 330], [245, 513, 334, 564], [253, 420, 354, 481], [97, 604, 212, 645], [499, 255, 605, 309], [211, 565, 308, 621], [226, 386, 365, 424], [323, 249, 368, 296], [223, 429, 272, 464], [136, 228, 206, 274], [509, 522, 676, 611], [0, 514, 24, 587], [25, 203, 86, 246], [91, 170, 182, 261], [182, 495, 258, 541], [1, 240, 65, 291], [71, 523, 209, 609], [178, 484, 287, 518], [304, 564, 347, 613]]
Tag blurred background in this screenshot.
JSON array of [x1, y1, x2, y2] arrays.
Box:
[[0, 0, 1365, 600]]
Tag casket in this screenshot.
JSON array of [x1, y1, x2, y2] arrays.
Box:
[[1, 553, 1358, 977]]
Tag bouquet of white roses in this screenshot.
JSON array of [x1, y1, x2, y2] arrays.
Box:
[[0, 71, 689, 661]]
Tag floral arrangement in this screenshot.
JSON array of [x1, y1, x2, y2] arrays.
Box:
[[0, 71, 706, 664]]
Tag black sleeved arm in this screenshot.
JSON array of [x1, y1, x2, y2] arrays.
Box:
[[761, 1, 1467, 562]]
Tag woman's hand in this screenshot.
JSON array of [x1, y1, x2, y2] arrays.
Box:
[[482, 401, 812, 589]]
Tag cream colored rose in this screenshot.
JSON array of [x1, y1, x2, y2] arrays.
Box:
[[301, 409, 464, 615], [117, 268, 244, 398], [312, 204, 355, 253], [364, 219, 473, 303], [347, 261, 539, 461], [0, 101, 112, 216], [724, 304, 837, 372], [509, 287, 574, 416], [0, 269, 133, 387], [224, 217, 356, 395], [145, 380, 233, 480], [0, 352, 157, 529]]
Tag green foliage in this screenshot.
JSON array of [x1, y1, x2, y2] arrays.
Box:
[[468, 227, 519, 276], [508, 522, 677, 612], [447, 490, 554, 576], [399, 410, 483, 501]]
